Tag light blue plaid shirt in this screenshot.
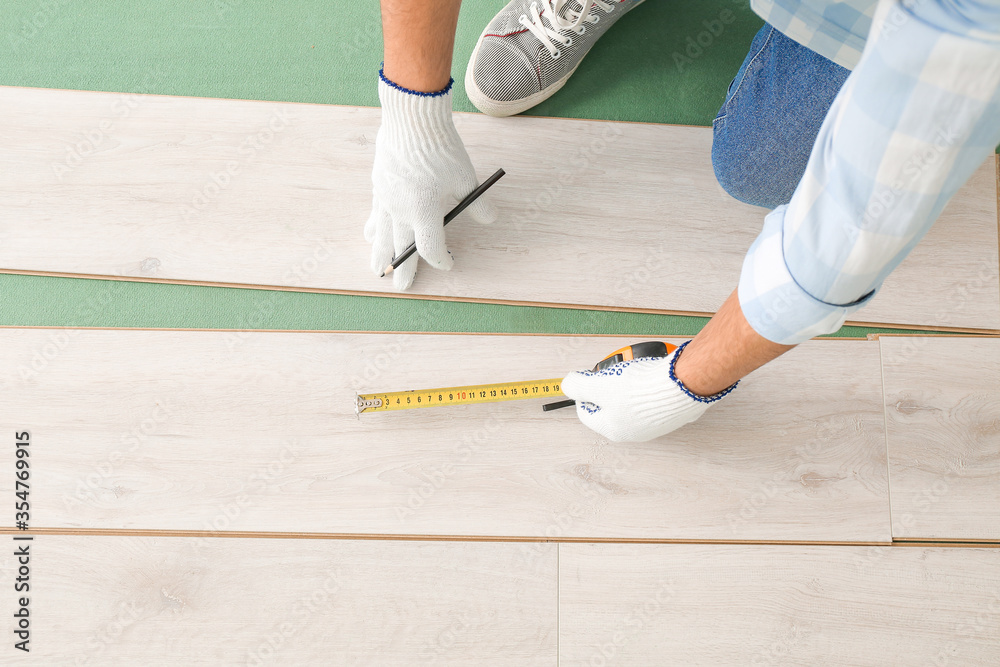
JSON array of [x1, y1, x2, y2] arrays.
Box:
[[752, 0, 875, 69], [739, 0, 1000, 344]]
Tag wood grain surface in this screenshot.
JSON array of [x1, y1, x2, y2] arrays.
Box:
[[560, 543, 1000, 666], [881, 336, 1000, 541], [0, 329, 889, 541], [0, 86, 996, 330], [1, 535, 556, 666]]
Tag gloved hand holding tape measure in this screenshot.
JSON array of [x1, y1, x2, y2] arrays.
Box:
[[559, 341, 739, 442], [357, 340, 739, 444]]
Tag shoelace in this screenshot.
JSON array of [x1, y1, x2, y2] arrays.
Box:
[[518, 0, 616, 59]]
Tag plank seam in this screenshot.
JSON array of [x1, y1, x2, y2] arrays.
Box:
[[893, 538, 1000, 545], [556, 543, 561, 667], [0, 528, 918, 546], [3, 529, 996, 547], [0, 324, 871, 340], [871, 332, 1000, 339], [878, 338, 896, 541]]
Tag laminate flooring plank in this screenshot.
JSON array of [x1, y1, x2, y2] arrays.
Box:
[[0, 330, 889, 541], [0, 535, 556, 665], [0, 86, 996, 331], [881, 336, 1000, 540], [559, 544, 1000, 666]]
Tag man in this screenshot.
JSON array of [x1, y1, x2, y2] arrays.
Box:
[[366, 0, 1000, 442]]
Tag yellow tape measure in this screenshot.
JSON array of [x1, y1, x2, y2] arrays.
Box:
[[356, 377, 565, 414], [356, 342, 678, 415]]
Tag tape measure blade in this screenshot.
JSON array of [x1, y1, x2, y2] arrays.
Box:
[[357, 377, 565, 413]]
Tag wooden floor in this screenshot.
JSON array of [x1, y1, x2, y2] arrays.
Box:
[[560, 544, 1000, 666], [1, 85, 998, 331], [1, 329, 891, 542], [881, 336, 1000, 541], [1, 328, 998, 662], [6, 536, 558, 665], [1, 537, 996, 664]]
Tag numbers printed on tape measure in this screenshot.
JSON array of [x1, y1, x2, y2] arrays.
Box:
[[356, 379, 564, 413]]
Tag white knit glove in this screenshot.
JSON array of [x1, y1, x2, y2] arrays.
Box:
[[365, 73, 498, 290], [561, 342, 738, 442]]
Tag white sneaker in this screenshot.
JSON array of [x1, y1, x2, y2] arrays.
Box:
[[465, 0, 646, 117]]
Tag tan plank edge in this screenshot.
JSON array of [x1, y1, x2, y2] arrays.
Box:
[[0, 325, 871, 340], [6, 528, 998, 547], [871, 332, 1000, 338], [888, 540, 1000, 547], [3, 268, 999, 335], [2, 86, 997, 331], [867, 332, 1000, 341], [880, 336, 1000, 540], [0, 330, 890, 541], [560, 544, 1000, 666], [0, 527, 893, 546], [0, 535, 556, 665]]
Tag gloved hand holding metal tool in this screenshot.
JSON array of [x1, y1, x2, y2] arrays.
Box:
[[365, 72, 498, 291], [560, 341, 738, 442]]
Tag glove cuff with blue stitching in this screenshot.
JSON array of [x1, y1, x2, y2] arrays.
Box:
[[377, 68, 460, 150], [561, 341, 737, 442]]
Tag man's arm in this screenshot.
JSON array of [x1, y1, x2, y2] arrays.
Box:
[[381, 0, 462, 93], [366, 0, 496, 291], [681, 1, 1000, 396], [565, 0, 1000, 442], [673, 289, 793, 396], [735, 0, 1000, 348]]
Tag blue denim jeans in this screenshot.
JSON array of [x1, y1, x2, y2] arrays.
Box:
[[711, 24, 851, 209]]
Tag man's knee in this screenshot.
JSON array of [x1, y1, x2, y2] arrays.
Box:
[[711, 130, 798, 209]]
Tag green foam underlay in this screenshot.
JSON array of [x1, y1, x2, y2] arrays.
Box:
[[0, 1, 964, 337]]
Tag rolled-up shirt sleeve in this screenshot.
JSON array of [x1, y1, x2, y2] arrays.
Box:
[[739, 0, 1000, 345]]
